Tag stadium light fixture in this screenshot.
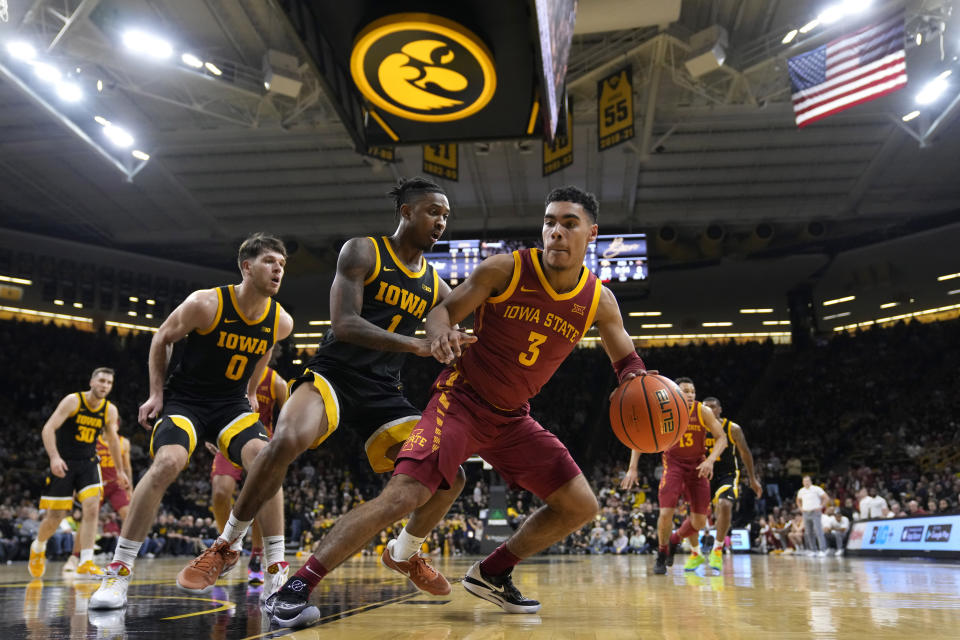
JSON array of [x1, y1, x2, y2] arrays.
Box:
[[54, 299, 64, 305], [122, 29, 173, 60], [103, 124, 134, 148], [131, 149, 150, 161], [641, 323, 673, 329], [916, 32, 923, 46], [308, 320, 332, 325], [938, 272, 960, 281], [181, 52, 203, 69], [6, 41, 36, 61], [799, 19, 820, 34], [702, 322, 733, 327], [949, 289, 960, 295], [822, 311, 851, 320], [823, 295, 855, 306], [902, 110, 920, 121], [0, 275, 32, 285], [763, 320, 791, 326], [782, 29, 799, 44], [33, 63, 61, 83], [628, 311, 662, 317], [916, 70, 952, 105], [739, 308, 774, 314], [818, 6, 845, 25], [73, 302, 83, 309], [56, 81, 82, 102], [204, 62, 222, 76], [879, 302, 899, 309]]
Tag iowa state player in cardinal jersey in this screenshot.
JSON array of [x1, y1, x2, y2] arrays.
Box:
[[265, 186, 653, 628]]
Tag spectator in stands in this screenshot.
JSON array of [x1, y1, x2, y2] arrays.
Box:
[[822, 507, 849, 555], [859, 487, 888, 519]]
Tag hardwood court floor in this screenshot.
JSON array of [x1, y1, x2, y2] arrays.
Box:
[[4, 553, 960, 639]]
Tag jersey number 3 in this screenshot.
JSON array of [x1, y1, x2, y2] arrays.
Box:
[[518, 331, 547, 367]]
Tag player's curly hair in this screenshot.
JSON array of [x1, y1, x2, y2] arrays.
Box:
[[387, 176, 446, 215], [545, 185, 599, 222]]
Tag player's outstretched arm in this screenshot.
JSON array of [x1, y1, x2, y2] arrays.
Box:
[[731, 422, 762, 496], [139, 289, 219, 428], [41, 393, 81, 477], [245, 311, 292, 411], [620, 449, 641, 489], [425, 253, 515, 363], [594, 286, 657, 382], [330, 237, 430, 355], [103, 403, 130, 491], [697, 404, 728, 479]]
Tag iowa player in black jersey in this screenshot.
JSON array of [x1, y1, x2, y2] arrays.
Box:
[[181, 178, 463, 613], [30, 367, 128, 579], [90, 233, 293, 610], [702, 396, 762, 572]]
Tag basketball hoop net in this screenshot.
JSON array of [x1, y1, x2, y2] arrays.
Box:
[[0, 0, 9, 23]]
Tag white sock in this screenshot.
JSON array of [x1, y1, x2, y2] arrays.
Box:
[[392, 528, 426, 561], [31, 539, 47, 553], [219, 512, 253, 551], [80, 548, 94, 564], [713, 539, 724, 552], [112, 537, 142, 569], [263, 535, 285, 567]]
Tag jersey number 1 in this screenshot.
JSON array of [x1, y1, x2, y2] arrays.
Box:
[[518, 331, 547, 366]]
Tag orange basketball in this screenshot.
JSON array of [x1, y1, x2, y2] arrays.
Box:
[[609, 374, 689, 453]]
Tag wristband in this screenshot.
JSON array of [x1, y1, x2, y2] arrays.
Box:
[[612, 351, 646, 384]]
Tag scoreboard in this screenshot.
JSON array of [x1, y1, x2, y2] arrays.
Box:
[[425, 234, 647, 285]]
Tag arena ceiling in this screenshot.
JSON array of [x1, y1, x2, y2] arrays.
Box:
[[0, 0, 958, 327]]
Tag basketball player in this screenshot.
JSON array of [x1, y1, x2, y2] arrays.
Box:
[[179, 177, 463, 601], [265, 185, 651, 628], [89, 233, 293, 610], [623, 377, 727, 575], [701, 396, 761, 571], [206, 364, 287, 585], [97, 431, 133, 521], [30, 367, 129, 579]]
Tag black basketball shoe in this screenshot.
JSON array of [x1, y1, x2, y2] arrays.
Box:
[[666, 541, 677, 567], [654, 551, 668, 575], [463, 562, 541, 613], [264, 579, 320, 628]]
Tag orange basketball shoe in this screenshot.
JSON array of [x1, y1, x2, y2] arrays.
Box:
[[28, 546, 46, 578], [380, 540, 451, 595], [177, 540, 239, 594]]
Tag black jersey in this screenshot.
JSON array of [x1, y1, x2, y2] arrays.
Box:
[[57, 392, 111, 460], [706, 418, 739, 477], [167, 284, 279, 401], [309, 236, 440, 384]]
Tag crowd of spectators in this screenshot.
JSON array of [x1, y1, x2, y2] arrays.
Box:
[[1, 313, 959, 565]]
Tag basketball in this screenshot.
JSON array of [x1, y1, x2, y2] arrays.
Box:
[[609, 374, 689, 453]]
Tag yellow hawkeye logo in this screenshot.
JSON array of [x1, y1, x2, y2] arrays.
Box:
[[350, 13, 497, 123]]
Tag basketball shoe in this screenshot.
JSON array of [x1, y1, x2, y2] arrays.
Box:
[[380, 540, 451, 595], [653, 551, 668, 575], [708, 548, 723, 572], [463, 562, 541, 613], [260, 561, 289, 604], [247, 552, 264, 585], [28, 544, 46, 578], [62, 554, 79, 573], [264, 578, 321, 628], [77, 560, 105, 579], [176, 540, 239, 594], [684, 552, 707, 571], [89, 561, 131, 609]]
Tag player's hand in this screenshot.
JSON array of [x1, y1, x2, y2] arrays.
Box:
[[696, 459, 715, 480], [50, 456, 68, 478], [750, 477, 763, 497], [620, 468, 639, 490], [117, 471, 132, 492], [247, 392, 259, 414], [204, 441, 219, 456], [611, 370, 660, 399], [410, 337, 434, 358], [138, 394, 163, 429], [430, 328, 478, 364]]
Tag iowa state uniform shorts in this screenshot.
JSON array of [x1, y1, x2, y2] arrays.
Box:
[[712, 472, 741, 504], [101, 480, 131, 512], [394, 366, 582, 499], [210, 450, 244, 482], [658, 456, 711, 514], [150, 394, 267, 467], [291, 365, 421, 473], [40, 457, 102, 510]]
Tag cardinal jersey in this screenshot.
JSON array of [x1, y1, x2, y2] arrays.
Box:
[[664, 401, 707, 464], [96, 434, 129, 484], [58, 392, 111, 460], [459, 248, 602, 410], [167, 284, 279, 401], [310, 236, 439, 383], [707, 418, 739, 477], [254, 367, 279, 436]]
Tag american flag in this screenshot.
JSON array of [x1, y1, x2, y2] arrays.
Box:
[[788, 11, 907, 128]]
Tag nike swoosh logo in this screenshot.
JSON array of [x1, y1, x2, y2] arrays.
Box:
[[520, 286, 536, 292], [224, 318, 238, 323], [383, 267, 396, 271]]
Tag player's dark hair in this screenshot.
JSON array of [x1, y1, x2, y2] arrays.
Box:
[[676, 377, 695, 386], [238, 232, 287, 271], [545, 185, 599, 221], [388, 176, 446, 215], [91, 367, 114, 378], [702, 396, 720, 407]]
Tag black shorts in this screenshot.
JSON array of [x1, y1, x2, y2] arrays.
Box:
[[712, 471, 741, 504], [40, 456, 101, 510], [291, 365, 420, 473], [150, 393, 268, 466]]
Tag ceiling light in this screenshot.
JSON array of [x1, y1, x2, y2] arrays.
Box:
[[129, 296, 139, 302], [902, 110, 920, 122], [818, 6, 845, 24], [0, 275, 32, 285], [799, 19, 820, 34], [879, 302, 899, 309], [629, 311, 662, 317], [938, 272, 960, 281], [702, 322, 733, 327], [145, 313, 153, 319], [34, 63, 61, 83], [204, 62, 222, 76], [122, 29, 173, 60], [641, 323, 673, 329], [823, 311, 851, 320], [73, 302, 83, 309], [128, 310, 137, 317], [54, 299, 64, 306], [823, 295, 855, 306], [782, 29, 798, 44], [739, 308, 774, 314], [763, 320, 791, 326], [97, 79, 103, 92], [56, 82, 82, 102], [916, 32, 923, 46], [6, 41, 37, 61], [103, 124, 134, 148], [308, 320, 332, 325], [948, 289, 960, 295], [94, 115, 110, 126], [181, 52, 203, 68], [916, 72, 951, 105], [132, 149, 150, 161]]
